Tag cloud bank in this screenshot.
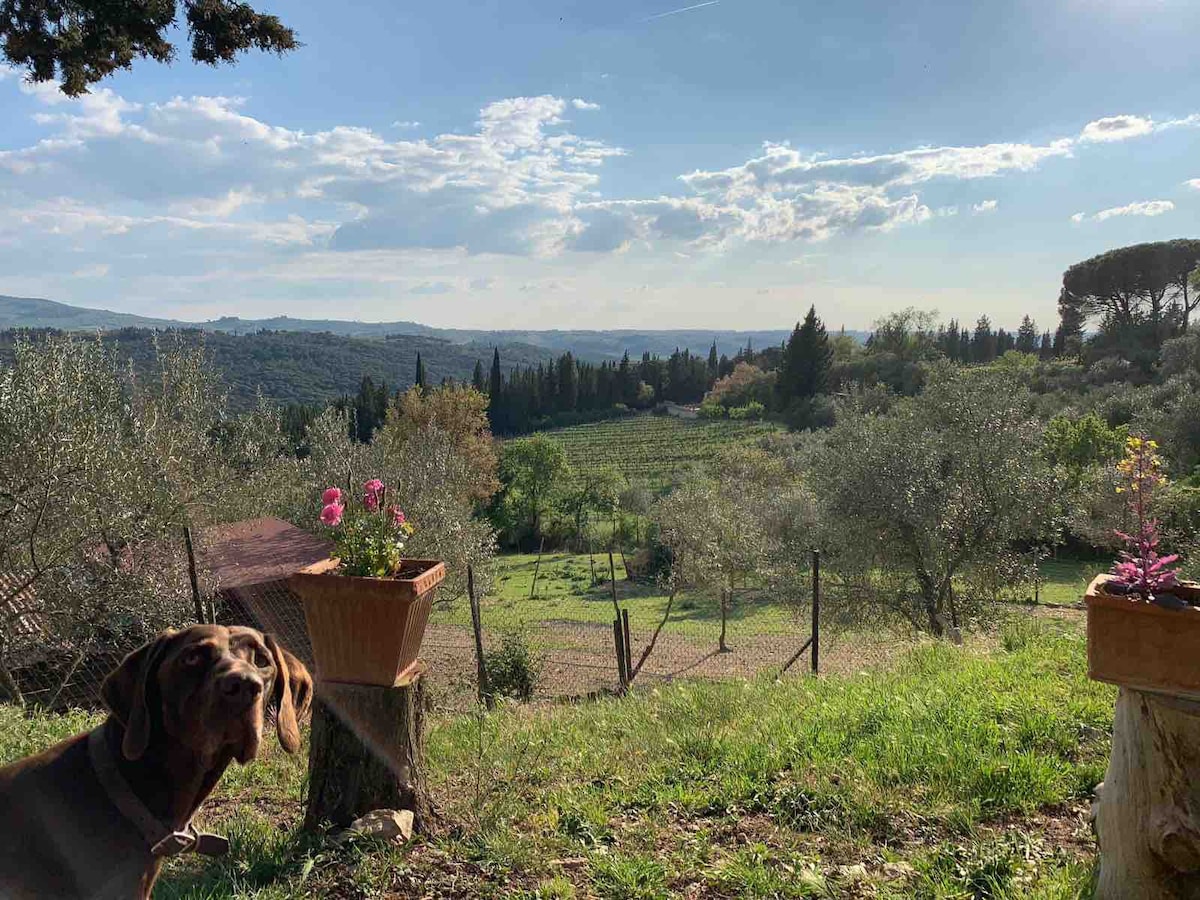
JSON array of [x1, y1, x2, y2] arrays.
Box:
[[0, 80, 1194, 302]]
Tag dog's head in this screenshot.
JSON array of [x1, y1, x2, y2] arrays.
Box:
[[101, 625, 313, 766]]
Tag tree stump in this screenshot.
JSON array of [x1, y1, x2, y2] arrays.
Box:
[[304, 670, 432, 833], [1094, 687, 1200, 899]]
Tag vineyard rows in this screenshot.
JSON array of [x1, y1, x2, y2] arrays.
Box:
[[538, 414, 782, 489]]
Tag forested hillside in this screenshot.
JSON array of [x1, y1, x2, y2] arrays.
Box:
[[0, 327, 552, 410]]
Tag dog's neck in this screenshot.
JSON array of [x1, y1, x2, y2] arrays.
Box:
[[103, 717, 232, 830]]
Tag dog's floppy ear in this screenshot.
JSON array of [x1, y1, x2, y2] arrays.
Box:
[[101, 630, 175, 761], [265, 634, 311, 754]]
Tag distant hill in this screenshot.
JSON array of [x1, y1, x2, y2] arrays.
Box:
[[0, 295, 855, 360], [0, 325, 553, 410]]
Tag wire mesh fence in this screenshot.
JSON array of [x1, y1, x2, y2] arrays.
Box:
[[2, 537, 823, 715]]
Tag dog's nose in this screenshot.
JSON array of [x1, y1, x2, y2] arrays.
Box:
[[218, 670, 263, 706]]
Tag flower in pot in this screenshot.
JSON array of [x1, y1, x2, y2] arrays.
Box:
[[290, 480, 446, 686], [1086, 437, 1200, 698]]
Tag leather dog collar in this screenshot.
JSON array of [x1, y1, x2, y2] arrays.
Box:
[[87, 724, 230, 859]]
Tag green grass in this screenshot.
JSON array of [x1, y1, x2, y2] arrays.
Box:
[[1, 622, 1109, 898], [538, 415, 783, 491], [433, 552, 1101, 639], [1035, 558, 1104, 607], [432, 552, 797, 639]]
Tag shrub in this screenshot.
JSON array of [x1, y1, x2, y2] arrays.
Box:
[[728, 401, 766, 420], [484, 630, 542, 702]]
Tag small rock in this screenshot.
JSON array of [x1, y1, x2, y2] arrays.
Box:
[[342, 808, 414, 844], [881, 861, 916, 881], [835, 863, 869, 882]]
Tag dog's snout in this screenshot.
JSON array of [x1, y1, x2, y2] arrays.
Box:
[[217, 669, 263, 706]]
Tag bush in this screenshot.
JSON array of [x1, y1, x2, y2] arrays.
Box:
[[484, 630, 542, 703], [728, 401, 766, 420], [698, 399, 726, 419]]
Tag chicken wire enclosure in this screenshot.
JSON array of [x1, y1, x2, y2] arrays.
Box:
[[197, 517, 332, 671]]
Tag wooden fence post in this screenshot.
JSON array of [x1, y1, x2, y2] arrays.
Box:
[[183, 526, 206, 625], [467, 564, 492, 710], [621, 608, 632, 679], [613, 618, 628, 690], [811, 549, 820, 676], [608, 549, 620, 618], [529, 537, 546, 599]]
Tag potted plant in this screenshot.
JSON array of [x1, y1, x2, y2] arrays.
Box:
[[290, 480, 445, 686], [1086, 437, 1200, 699]]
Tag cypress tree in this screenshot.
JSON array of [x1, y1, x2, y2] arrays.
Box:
[[472, 359, 485, 392], [779, 305, 832, 404], [415, 352, 426, 388]]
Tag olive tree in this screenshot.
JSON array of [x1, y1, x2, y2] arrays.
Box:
[[272, 387, 501, 604], [814, 365, 1063, 635], [653, 466, 770, 653], [0, 334, 266, 704]]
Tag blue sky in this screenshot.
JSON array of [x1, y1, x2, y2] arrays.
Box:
[[2, 0, 1199, 330]]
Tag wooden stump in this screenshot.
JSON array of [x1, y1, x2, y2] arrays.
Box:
[[1094, 687, 1200, 899], [304, 672, 432, 833]]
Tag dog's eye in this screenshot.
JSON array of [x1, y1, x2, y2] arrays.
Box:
[[182, 648, 206, 667], [253, 649, 270, 668]]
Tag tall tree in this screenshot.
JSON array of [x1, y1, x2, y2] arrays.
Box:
[[1, 0, 298, 96], [971, 316, 997, 363], [471, 359, 486, 393], [1015, 315, 1039, 354], [414, 353, 426, 389], [778, 305, 833, 404], [498, 435, 571, 547], [1059, 240, 1200, 346]]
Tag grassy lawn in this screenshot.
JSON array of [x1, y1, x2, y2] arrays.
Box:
[[436, 553, 1104, 639], [433, 553, 798, 639], [1034, 558, 1103, 607], [1, 620, 1111, 898]]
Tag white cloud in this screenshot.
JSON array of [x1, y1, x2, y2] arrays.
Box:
[[71, 263, 110, 278], [1186, 178, 1200, 191], [2, 78, 1198, 296], [168, 188, 261, 218], [392, 120, 421, 128], [1079, 114, 1154, 143], [409, 281, 453, 295], [1094, 199, 1174, 221], [1072, 200, 1175, 223]]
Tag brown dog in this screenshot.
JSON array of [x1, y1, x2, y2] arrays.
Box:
[[0, 625, 312, 900]]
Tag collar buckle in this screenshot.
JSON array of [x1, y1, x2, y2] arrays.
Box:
[[150, 828, 198, 857]]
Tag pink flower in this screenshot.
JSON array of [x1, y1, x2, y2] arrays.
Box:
[[319, 503, 344, 526], [363, 478, 385, 511], [322, 487, 343, 506], [388, 505, 406, 527]]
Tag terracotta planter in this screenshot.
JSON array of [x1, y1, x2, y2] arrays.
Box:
[[290, 558, 446, 686], [1085, 573, 1200, 700]]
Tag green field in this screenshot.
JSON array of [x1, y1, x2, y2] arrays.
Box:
[[439, 552, 1099, 637], [2, 623, 1109, 898], [538, 415, 783, 490]]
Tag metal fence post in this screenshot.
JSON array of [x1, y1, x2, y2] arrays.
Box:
[[183, 526, 206, 624], [811, 549, 820, 675], [467, 564, 492, 709]]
